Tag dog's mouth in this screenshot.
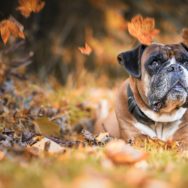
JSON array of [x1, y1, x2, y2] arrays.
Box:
[[168, 81, 186, 94], [150, 81, 188, 112]]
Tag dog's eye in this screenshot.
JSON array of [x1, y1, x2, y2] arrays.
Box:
[[151, 61, 160, 68]]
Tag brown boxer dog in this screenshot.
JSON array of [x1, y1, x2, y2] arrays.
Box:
[[95, 43, 188, 148]]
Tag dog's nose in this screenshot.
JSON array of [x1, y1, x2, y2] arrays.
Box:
[[117, 53, 124, 65], [167, 64, 183, 72]]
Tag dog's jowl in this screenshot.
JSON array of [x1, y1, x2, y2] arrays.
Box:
[[95, 43, 188, 148]]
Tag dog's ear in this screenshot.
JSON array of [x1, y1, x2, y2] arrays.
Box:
[[181, 28, 188, 51], [117, 44, 147, 78], [181, 43, 188, 51]]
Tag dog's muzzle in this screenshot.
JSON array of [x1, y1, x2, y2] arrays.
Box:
[[148, 63, 188, 112]]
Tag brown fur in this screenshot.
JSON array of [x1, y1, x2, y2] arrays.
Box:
[[94, 79, 188, 148]]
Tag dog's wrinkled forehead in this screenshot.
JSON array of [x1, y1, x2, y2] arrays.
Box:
[[141, 43, 188, 64]]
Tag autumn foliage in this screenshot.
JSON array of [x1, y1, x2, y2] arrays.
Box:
[[17, 0, 45, 18], [0, 1, 188, 188], [78, 15, 160, 58], [0, 16, 25, 44], [78, 43, 92, 55], [0, 0, 45, 44], [128, 15, 159, 45]]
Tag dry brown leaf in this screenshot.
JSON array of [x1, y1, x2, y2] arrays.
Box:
[[0, 16, 25, 44], [95, 132, 112, 144], [32, 137, 65, 153], [78, 43, 92, 55], [34, 117, 61, 136], [128, 15, 159, 45], [105, 140, 148, 165], [182, 28, 188, 46], [17, 0, 45, 18]]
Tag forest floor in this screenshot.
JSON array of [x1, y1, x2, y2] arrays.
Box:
[[0, 72, 188, 188]]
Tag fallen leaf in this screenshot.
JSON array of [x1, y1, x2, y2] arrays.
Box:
[[25, 146, 40, 157], [78, 43, 92, 55], [95, 132, 112, 144], [32, 137, 65, 153], [105, 140, 148, 165], [34, 117, 61, 136], [82, 129, 95, 143], [0, 16, 25, 44], [128, 15, 159, 45], [17, 0, 45, 18]]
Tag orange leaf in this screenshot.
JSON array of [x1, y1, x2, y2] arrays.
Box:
[[105, 140, 148, 165], [0, 16, 25, 44], [78, 43, 92, 55], [0, 24, 10, 44], [17, 0, 45, 18], [128, 15, 159, 45]]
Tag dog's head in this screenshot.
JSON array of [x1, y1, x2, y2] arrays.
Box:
[[118, 43, 188, 113]]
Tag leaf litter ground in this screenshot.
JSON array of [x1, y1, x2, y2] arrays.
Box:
[[1, 69, 188, 188]]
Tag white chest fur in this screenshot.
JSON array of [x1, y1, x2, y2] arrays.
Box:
[[134, 121, 181, 141]]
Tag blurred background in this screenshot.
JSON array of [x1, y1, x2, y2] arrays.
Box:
[[0, 0, 187, 86]]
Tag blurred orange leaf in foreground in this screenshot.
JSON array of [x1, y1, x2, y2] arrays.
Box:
[[78, 43, 92, 55], [105, 140, 148, 165], [128, 15, 159, 45], [0, 16, 25, 44], [17, 0, 45, 18]]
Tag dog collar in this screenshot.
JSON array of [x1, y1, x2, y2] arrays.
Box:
[[127, 84, 155, 125]]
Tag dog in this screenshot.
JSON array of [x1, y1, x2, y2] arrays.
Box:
[[95, 43, 188, 148]]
